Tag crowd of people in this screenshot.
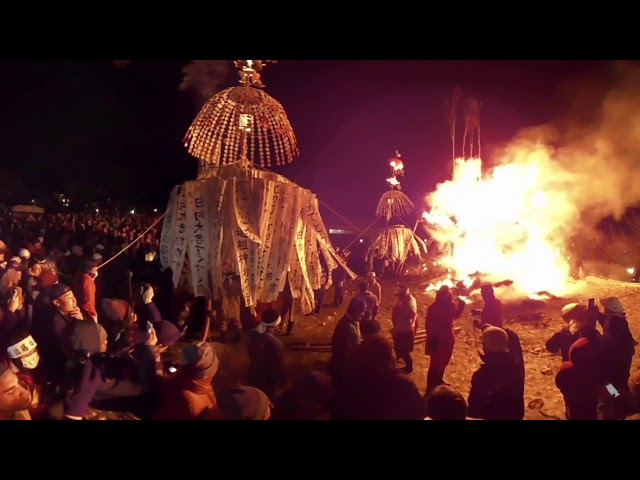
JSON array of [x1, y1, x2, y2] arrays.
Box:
[[0, 212, 639, 420]]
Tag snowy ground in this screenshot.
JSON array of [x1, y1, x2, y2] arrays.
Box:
[[210, 274, 640, 420]]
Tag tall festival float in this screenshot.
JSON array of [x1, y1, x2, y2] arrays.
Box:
[[368, 151, 427, 274], [159, 60, 355, 317]]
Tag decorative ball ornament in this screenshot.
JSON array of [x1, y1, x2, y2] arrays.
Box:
[[377, 150, 414, 220], [184, 60, 299, 172], [386, 150, 405, 190]]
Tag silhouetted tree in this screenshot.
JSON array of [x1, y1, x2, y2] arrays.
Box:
[[444, 87, 462, 162]]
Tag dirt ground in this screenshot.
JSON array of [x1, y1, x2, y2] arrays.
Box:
[[210, 274, 640, 420]]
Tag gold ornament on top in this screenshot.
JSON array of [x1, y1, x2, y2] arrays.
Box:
[[184, 60, 299, 173], [376, 151, 414, 221]]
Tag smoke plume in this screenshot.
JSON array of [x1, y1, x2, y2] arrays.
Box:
[[425, 61, 640, 295], [179, 60, 233, 108], [494, 61, 640, 225]]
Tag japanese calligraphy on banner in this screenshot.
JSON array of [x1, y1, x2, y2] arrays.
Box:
[[171, 184, 189, 286], [231, 177, 262, 307], [256, 181, 294, 304], [290, 213, 315, 314], [176, 255, 193, 295], [159, 186, 178, 270], [187, 180, 211, 298], [159, 164, 352, 314], [304, 215, 321, 291], [277, 187, 301, 293], [255, 179, 276, 302], [233, 177, 264, 244], [207, 178, 228, 301], [301, 190, 356, 280]]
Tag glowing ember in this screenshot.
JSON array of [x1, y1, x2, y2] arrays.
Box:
[[424, 157, 573, 296], [386, 177, 401, 187]]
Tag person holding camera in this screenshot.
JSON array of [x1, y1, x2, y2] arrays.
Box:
[[0, 284, 28, 350], [67, 312, 157, 417], [152, 342, 222, 420], [589, 297, 636, 393]]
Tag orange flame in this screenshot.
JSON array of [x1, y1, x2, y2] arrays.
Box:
[[424, 157, 574, 296]]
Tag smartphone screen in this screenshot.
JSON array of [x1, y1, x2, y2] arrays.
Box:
[[605, 383, 620, 398]]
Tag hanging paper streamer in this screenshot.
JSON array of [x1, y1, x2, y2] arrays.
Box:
[[171, 185, 189, 286], [187, 180, 211, 298], [160, 164, 356, 313], [159, 186, 178, 270], [208, 178, 228, 301]]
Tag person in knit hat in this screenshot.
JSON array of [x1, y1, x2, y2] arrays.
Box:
[[545, 303, 585, 362], [271, 371, 333, 420], [152, 342, 223, 420], [217, 386, 271, 420], [555, 337, 604, 420], [467, 325, 525, 420], [37, 270, 59, 290], [425, 385, 469, 420], [482, 326, 510, 352], [133, 320, 181, 349], [130, 319, 182, 376], [245, 308, 286, 399]]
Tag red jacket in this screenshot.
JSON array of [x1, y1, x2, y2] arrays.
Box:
[[73, 272, 97, 319]]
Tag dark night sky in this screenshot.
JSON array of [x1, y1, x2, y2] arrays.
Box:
[[0, 60, 615, 217]]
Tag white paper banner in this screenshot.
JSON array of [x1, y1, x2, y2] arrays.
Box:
[[291, 212, 315, 314], [300, 191, 356, 280], [256, 180, 277, 302], [187, 180, 211, 298], [231, 178, 261, 308], [304, 219, 321, 291], [208, 178, 228, 301], [233, 177, 264, 244], [171, 185, 189, 286], [278, 186, 301, 293], [159, 186, 178, 270]]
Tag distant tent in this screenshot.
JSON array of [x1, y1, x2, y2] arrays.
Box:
[[12, 205, 45, 215]]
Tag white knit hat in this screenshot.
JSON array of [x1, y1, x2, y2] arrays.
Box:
[[600, 297, 625, 315]]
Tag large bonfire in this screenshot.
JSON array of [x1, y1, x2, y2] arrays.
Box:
[[424, 155, 575, 297], [423, 66, 640, 299]]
